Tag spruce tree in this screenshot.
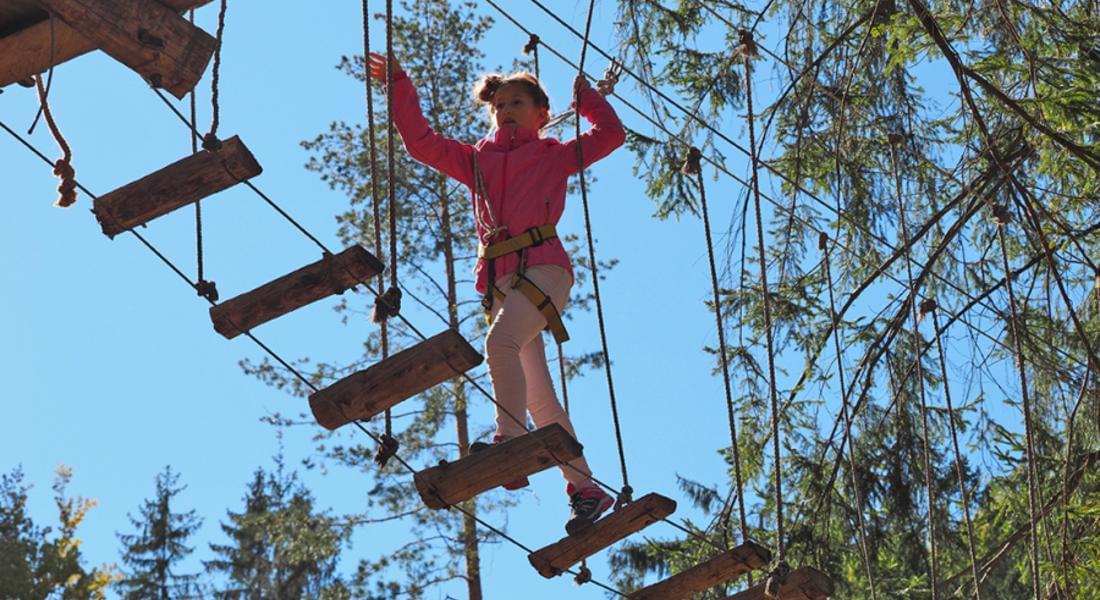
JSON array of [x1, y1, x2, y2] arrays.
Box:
[[116, 466, 203, 599]]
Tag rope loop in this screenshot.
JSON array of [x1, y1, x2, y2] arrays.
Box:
[[681, 146, 702, 175], [202, 133, 223, 152], [991, 203, 1013, 226], [373, 433, 400, 468], [371, 286, 403, 323], [596, 59, 623, 96], [614, 485, 633, 510], [195, 279, 219, 302], [573, 561, 592, 585], [522, 33, 540, 55], [737, 29, 759, 58], [763, 561, 791, 599]]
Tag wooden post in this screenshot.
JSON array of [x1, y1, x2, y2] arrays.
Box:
[[0, 0, 212, 92], [628, 541, 772, 600], [34, 0, 214, 98], [528, 493, 676, 578], [93, 135, 261, 238], [414, 424, 584, 509], [721, 566, 834, 600], [210, 246, 385, 338], [309, 329, 483, 430]]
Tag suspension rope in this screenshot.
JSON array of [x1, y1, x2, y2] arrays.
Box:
[[203, 0, 227, 151], [32, 73, 76, 208], [888, 139, 940, 598], [992, 204, 1043, 600], [522, 33, 540, 80], [558, 341, 569, 415], [682, 147, 749, 543], [572, 0, 632, 505], [363, 0, 397, 460], [372, 0, 403, 326], [27, 13, 56, 136], [739, 31, 785, 561], [927, 305, 984, 600]]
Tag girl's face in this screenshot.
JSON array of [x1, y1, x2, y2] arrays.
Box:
[[492, 83, 548, 131]]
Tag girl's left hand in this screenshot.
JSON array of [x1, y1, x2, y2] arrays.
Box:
[[573, 75, 591, 95]]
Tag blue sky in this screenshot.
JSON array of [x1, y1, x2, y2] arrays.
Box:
[[0, 1, 1009, 599]]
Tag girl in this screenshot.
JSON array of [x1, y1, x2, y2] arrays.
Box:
[[368, 52, 626, 535]]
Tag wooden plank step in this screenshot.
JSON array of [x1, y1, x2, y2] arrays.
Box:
[[309, 329, 482, 430], [528, 493, 676, 578], [35, 0, 214, 98], [210, 246, 384, 339], [414, 424, 584, 509], [93, 135, 261, 238], [722, 566, 834, 600], [0, 0, 211, 91], [628, 541, 772, 600]]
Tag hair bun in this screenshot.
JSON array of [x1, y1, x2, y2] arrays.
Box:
[[475, 74, 505, 103]]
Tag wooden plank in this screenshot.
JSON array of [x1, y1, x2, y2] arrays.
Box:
[[414, 424, 584, 509], [528, 493, 677, 578], [0, 0, 212, 90], [309, 329, 483, 430], [210, 246, 385, 339], [722, 566, 834, 600], [0, 1, 46, 38], [93, 135, 261, 238], [34, 0, 214, 98], [628, 541, 772, 600]]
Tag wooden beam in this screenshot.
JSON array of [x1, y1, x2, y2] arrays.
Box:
[[628, 541, 773, 600], [93, 135, 261, 238], [210, 246, 385, 339], [32, 0, 214, 98], [722, 566, 834, 600], [309, 329, 483, 430], [414, 424, 584, 509], [528, 493, 676, 578], [0, 1, 213, 90]]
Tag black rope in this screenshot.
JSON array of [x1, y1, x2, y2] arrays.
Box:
[[203, 0, 228, 151], [372, 0, 403, 327]]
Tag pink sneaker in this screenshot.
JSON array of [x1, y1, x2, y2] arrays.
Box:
[[469, 434, 529, 490], [565, 483, 614, 535]]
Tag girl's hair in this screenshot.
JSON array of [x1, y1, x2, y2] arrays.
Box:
[[473, 72, 550, 117]]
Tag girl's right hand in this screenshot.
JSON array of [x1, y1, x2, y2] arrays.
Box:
[[368, 52, 403, 83]]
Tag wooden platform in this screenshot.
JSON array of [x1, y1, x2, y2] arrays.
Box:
[[628, 541, 772, 600], [0, 0, 212, 94], [414, 424, 584, 509], [528, 493, 676, 578], [93, 135, 261, 238], [722, 566, 834, 599], [210, 246, 385, 338], [309, 329, 482, 430]]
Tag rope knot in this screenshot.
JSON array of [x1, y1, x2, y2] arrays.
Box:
[[614, 485, 633, 510], [817, 231, 828, 251], [919, 298, 937, 319], [522, 33, 540, 55], [681, 146, 703, 176], [887, 131, 907, 146], [991, 203, 1012, 226], [202, 133, 223, 152], [195, 279, 219, 302], [596, 59, 623, 96], [373, 433, 399, 468], [573, 562, 592, 585], [52, 158, 77, 208], [737, 29, 759, 58], [763, 561, 791, 599], [371, 286, 403, 323]]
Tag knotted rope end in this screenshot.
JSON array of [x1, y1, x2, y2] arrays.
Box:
[[991, 203, 1013, 226], [573, 563, 592, 585], [737, 30, 759, 59], [763, 561, 790, 599], [522, 33, 540, 55], [681, 146, 703, 176], [371, 286, 403, 323], [373, 433, 399, 468], [196, 279, 219, 302], [52, 158, 77, 208], [614, 485, 634, 510]]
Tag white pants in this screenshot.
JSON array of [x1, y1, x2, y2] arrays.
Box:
[[484, 264, 594, 489]]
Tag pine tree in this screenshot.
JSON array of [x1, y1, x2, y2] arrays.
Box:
[[116, 466, 203, 599], [206, 459, 350, 599]]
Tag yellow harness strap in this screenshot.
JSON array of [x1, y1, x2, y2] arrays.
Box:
[[485, 275, 568, 344], [478, 225, 557, 260]]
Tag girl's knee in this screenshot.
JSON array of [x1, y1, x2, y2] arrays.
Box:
[[485, 326, 522, 359]]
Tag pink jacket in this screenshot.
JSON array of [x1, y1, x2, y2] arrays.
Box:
[[390, 74, 626, 294]]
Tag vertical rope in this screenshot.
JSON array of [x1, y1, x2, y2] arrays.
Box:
[[371, 0, 403, 326], [739, 31, 785, 559], [32, 73, 76, 208], [523, 33, 540, 80], [889, 140, 939, 597], [558, 341, 570, 415], [192, 0, 227, 303], [683, 147, 749, 542], [822, 232, 879, 599], [573, 0, 632, 503], [992, 205, 1043, 600], [928, 306, 983, 600], [189, 10, 206, 300], [203, 0, 227, 149]]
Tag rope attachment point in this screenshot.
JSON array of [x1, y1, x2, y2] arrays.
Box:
[[818, 231, 829, 251], [596, 59, 623, 96], [574, 560, 592, 585], [373, 432, 400, 468], [763, 561, 790, 599], [614, 485, 633, 510], [919, 298, 937, 320], [681, 146, 702, 176], [202, 133, 223, 152], [372, 286, 403, 323], [195, 279, 219, 302], [991, 203, 1013, 225], [522, 33, 540, 55], [737, 29, 759, 58]]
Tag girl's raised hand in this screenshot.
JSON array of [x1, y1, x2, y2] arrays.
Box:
[[368, 52, 402, 84]]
